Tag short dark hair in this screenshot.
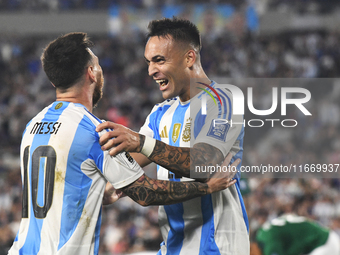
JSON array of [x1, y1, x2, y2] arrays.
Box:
[[41, 32, 94, 90], [147, 17, 201, 51]]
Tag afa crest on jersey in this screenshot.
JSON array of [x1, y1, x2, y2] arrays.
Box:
[[182, 118, 191, 142]]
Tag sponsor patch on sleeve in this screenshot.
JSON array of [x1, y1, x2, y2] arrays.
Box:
[[125, 152, 134, 164], [207, 120, 230, 141]]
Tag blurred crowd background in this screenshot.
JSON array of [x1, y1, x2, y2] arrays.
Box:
[[0, 0, 339, 13], [0, 1, 340, 254]]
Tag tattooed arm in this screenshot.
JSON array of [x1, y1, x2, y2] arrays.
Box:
[[147, 138, 223, 180], [103, 154, 239, 206], [96, 122, 223, 180], [120, 174, 207, 206], [118, 155, 239, 206]]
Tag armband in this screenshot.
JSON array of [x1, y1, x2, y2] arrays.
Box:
[[140, 135, 156, 157]]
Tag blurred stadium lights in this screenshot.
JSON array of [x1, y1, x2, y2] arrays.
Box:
[[0, 3, 340, 36]]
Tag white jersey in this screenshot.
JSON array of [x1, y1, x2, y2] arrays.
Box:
[[9, 101, 144, 255], [140, 82, 249, 255]]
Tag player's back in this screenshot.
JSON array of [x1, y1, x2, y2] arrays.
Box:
[[9, 101, 106, 255]]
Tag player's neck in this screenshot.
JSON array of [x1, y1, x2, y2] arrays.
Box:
[[179, 72, 211, 102], [56, 84, 94, 112]]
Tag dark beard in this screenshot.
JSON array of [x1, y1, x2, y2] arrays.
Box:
[[93, 76, 104, 108]]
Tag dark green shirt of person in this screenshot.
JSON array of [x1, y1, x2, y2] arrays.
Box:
[[256, 214, 329, 255]]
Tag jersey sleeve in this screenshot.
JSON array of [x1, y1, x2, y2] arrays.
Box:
[[94, 128, 144, 189], [102, 151, 144, 189], [194, 88, 243, 157], [139, 105, 157, 138]]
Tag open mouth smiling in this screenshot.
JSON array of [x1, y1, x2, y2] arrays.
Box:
[[156, 79, 169, 87]]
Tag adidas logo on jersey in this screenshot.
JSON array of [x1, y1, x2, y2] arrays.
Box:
[[160, 126, 168, 138]]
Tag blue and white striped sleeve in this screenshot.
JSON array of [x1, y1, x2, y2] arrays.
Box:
[[92, 129, 144, 189], [194, 88, 244, 157]]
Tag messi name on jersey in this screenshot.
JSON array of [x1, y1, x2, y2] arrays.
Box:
[[30, 121, 62, 135]]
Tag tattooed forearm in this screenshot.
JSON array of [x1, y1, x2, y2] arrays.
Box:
[[120, 174, 208, 206], [148, 141, 224, 180]]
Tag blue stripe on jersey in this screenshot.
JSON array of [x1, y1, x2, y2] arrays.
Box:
[[148, 104, 172, 141], [37, 157, 46, 207], [235, 181, 249, 233], [94, 207, 102, 255], [168, 103, 188, 181], [228, 124, 248, 232], [89, 133, 106, 175], [20, 102, 70, 254], [81, 104, 103, 124], [218, 93, 226, 119], [194, 110, 206, 140], [232, 125, 249, 232], [216, 88, 232, 120], [58, 115, 94, 250], [208, 82, 223, 119], [22, 119, 33, 136], [164, 203, 185, 255], [157, 244, 163, 255], [200, 195, 220, 255], [148, 104, 172, 175], [233, 125, 245, 180], [163, 102, 188, 254]]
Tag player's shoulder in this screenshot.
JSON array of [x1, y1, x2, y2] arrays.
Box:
[[213, 82, 233, 101], [155, 97, 179, 107], [24, 102, 56, 129], [51, 102, 101, 131], [31, 102, 101, 136], [151, 97, 179, 112]]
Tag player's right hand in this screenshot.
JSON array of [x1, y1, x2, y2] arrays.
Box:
[[96, 121, 141, 156], [206, 153, 240, 194]]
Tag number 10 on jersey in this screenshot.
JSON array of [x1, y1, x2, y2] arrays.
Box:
[[22, 145, 56, 219]]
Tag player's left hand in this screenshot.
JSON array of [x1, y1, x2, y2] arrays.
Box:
[[206, 153, 240, 193], [96, 121, 141, 156], [102, 182, 126, 205]]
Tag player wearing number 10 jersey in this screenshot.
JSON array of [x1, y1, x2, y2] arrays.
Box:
[[8, 32, 238, 255], [9, 101, 145, 255]]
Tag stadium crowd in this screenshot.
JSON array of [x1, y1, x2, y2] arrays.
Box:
[[0, 0, 339, 14], [0, 6, 340, 255]]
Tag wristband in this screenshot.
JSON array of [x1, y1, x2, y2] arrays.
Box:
[[140, 135, 156, 157]]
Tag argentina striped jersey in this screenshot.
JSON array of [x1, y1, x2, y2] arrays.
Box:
[[9, 101, 144, 255], [139, 82, 250, 255]]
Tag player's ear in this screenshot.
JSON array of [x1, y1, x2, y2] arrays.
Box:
[[186, 50, 196, 68], [88, 65, 97, 83]]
